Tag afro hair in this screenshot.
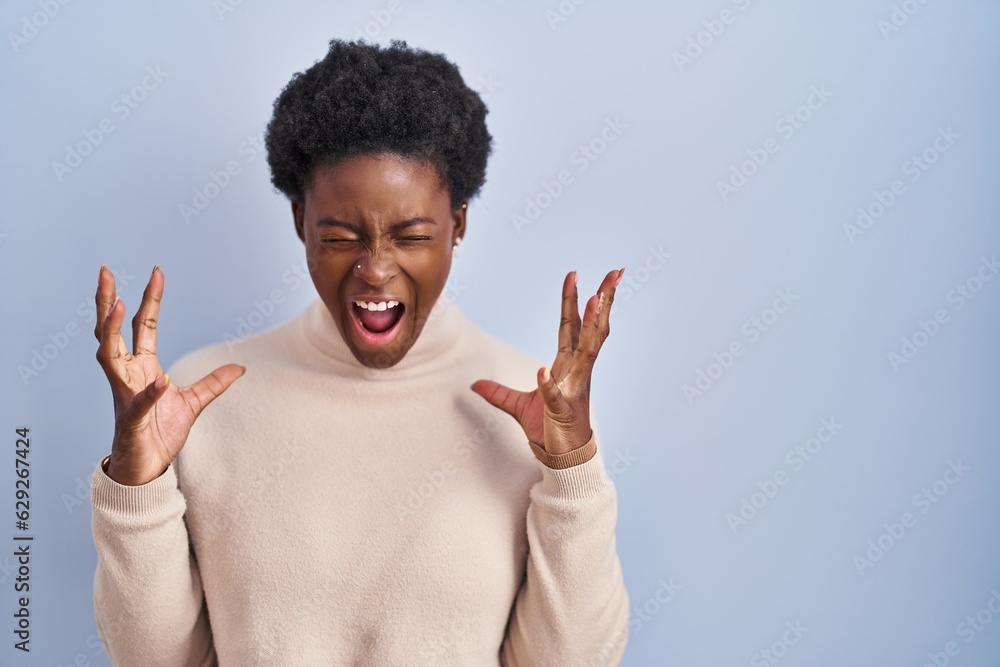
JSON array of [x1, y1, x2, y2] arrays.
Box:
[[264, 38, 493, 210]]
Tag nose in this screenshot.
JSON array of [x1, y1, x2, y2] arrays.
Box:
[[353, 245, 397, 286]]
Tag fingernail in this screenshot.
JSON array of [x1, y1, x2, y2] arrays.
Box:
[[597, 291, 605, 314], [99, 264, 106, 282], [615, 267, 625, 287], [154, 373, 169, 389], [573, 271, 578, 287], [151, 264, 159, 276], [542, 366, 551, 383]]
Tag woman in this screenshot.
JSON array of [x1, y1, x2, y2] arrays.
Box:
[[91, 39, 629, 666]]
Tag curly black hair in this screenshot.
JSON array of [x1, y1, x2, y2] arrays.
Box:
[[264, 38, 493, 210]]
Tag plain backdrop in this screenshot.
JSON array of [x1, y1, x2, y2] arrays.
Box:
[[2, 1, 999, 665]]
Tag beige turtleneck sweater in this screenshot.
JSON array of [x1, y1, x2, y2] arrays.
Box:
[[90, 294, 630, 666]]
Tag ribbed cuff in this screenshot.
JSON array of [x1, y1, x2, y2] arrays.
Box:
[[91, 457, 180, 518], [537, 454, 612, 501], [528, 433, 598, 470]]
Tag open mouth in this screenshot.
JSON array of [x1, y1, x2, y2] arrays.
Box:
[[349, 300, 406, 346]]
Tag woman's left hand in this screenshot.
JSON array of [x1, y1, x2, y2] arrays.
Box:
[[471, 267, 624, 455]]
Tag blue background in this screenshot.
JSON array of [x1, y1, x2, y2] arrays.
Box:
[[2, 1, 999, 665]]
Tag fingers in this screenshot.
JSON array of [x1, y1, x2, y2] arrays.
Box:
[[552, 271, 580, 382], [574, 268, 624, 374], [184, 364, 247, 418], [470, 379, 525, 419], [119, 372, 171, 425], [94, 265, 115, 341], [96, 294, 129, 376], [132, 266, 163, 355]]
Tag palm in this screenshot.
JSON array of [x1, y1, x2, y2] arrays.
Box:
[[117, 355, 197, 470], [473, 383, 547, 446], [96, 266, 245, 485]]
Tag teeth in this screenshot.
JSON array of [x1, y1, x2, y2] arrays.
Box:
[[355, 300, 399, 310]]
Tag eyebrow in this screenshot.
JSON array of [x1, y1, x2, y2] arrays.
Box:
[[316, 217, 437, 232]]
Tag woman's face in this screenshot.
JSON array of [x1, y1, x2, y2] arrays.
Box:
[[292, 153, 466, 369]]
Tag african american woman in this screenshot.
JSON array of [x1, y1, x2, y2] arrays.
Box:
[[90, 39, 630, 666]]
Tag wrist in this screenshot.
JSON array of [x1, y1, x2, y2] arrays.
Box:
[[528, 432, 597, 469], [534, 427, 594, 455], [103, 455, 169, 486]]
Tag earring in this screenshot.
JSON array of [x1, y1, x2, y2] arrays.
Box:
[[453, 237, 462, 257]]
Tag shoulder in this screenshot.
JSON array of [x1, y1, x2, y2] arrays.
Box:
[[457, 313, 548, 388], [164, 306, 305, 386]]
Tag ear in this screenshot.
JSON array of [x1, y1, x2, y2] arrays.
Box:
[[291, 198, 305, 243], [451, 200, 468, 244]]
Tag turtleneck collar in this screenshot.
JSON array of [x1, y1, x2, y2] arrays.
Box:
[[298, 294, 468, 379]]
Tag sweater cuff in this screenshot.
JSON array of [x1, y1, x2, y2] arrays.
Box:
[[528, 433, 612, 500], [91, 457, 181, 518], [527, 433, 598, 470]]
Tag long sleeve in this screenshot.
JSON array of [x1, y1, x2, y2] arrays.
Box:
[[500, 432, 630, 667], [90, 459, 217, 667]]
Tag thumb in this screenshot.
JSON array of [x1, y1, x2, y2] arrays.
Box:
[[120, 372, 171, 425], [470, 379, 523, 419], [186, 363, 247, 418], [536, 366, 571, 417]]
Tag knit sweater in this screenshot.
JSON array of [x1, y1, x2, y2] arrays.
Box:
[[90, 294, 630, 666]]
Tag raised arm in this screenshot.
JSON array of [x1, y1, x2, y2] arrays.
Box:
[[473, 268, 631, 664], [90, 265, 244, 665]]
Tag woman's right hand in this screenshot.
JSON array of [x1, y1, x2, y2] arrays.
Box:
[[95, 265, 246, 486]]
